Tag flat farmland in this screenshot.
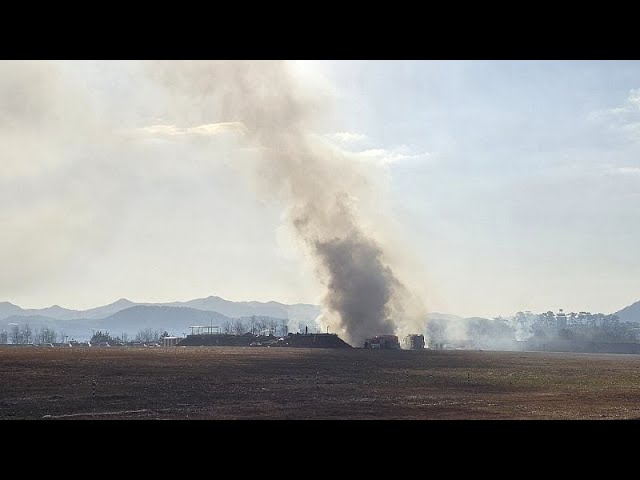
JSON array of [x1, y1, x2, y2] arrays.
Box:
[[2, 346, 640, 419]]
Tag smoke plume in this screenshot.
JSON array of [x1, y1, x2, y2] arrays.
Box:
[[149, 60, 424, 346]]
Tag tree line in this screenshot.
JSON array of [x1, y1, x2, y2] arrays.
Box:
[[0, 325, 62, 345], [0, 317, 294, 345], [90, 328, 171, 344], [0, 326, 176, 345], [220, 316, 289, 337]]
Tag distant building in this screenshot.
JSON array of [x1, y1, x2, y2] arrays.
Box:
[[403, 334, 425, 350], [364, 335, 400, 349], [189, 325, 220, 335], [162, 336, 179, 347]]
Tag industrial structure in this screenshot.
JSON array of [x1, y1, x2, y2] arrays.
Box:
[[162, 336, 179, 347], [403, 334, 425, 350], [189, 325, 220, 335], [364, 334, 400, 349]]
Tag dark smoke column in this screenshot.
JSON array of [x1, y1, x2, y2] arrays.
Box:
[[314, 234, 400, 346]]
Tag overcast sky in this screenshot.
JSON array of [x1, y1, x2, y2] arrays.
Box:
[[2, 60, 639, 317]]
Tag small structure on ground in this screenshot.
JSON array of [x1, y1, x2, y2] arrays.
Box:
[[364, 334, 400, 349], [403, 334, 425, 350], [162, 336, 179, 347]]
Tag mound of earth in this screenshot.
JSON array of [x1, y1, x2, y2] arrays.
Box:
[[177, 332, 352, 348], [279, 333, 352, 348]]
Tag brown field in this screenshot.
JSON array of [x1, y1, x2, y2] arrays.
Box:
[[2, 346, 640, 420]]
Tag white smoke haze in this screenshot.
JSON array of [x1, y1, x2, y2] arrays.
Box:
[[147, 60, 426, 346], [0, 61, 141, 293], [425, 314, 518, 351], [132, 122, 248, 139], [0, 61, 98, 178], [326, 131, 368, 144]]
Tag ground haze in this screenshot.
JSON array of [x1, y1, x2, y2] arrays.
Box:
[[2, 347, 640, 419]]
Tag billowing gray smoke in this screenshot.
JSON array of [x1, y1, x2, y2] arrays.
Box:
[[314, 234, 399, 344], [149, 60, 423, 346]]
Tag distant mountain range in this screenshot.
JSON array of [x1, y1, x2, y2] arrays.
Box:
[[0, 296, 322, 341], [615, 300, 640, 323], [0, 296, 320, 322], [2, 294, 639, 342], [425, 302, 640, 324], [0, 299, 136, 321]]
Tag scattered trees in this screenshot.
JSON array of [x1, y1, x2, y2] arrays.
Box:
[[256, 317, 266, 335], [91, 330, 114, 344], [280, 318, 288, 336], [89, 329, 169, 344], [9, 325, 20, 344], [134, 329, 168, 343], [33, 326, 57, 344], [268, 318, 278, 336], [248, 316, 257, 335], [193, 317, 290, 336], [21, 324, 32, 344], [222, 319, 233, 334], [7, 324, 37, 344], [233, 319, 245, 335]]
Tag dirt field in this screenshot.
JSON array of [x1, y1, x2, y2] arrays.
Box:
[[2, 346, 640, 419]]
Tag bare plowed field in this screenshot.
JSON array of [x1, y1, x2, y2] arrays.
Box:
[[2, 347, 640, 419]]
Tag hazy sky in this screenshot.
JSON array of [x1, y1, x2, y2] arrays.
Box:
[[2, 60, 640, 317]]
